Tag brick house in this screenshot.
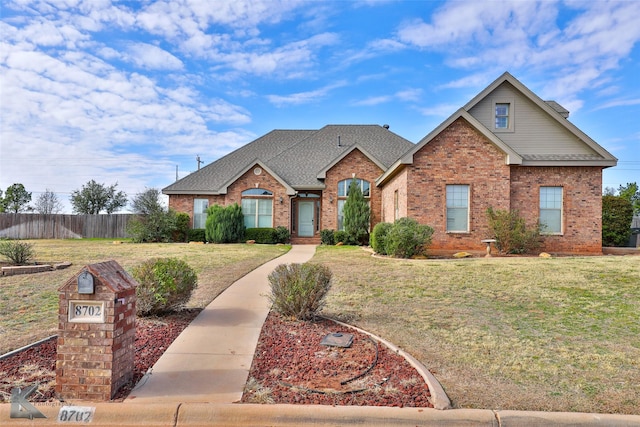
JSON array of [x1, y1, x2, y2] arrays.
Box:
[[163, 72, 617, 252]]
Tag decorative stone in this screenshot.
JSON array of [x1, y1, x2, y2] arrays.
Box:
[[453, 252, 473, 258]]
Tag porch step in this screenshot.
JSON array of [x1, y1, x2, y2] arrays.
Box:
[[290, 237, 321, 245]]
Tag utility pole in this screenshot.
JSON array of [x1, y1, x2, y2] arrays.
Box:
[[196, 155, 203, 170]]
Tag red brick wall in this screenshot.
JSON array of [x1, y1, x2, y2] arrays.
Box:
[[322, 149, 385, 231], [56, 280, 135, 400], [168, 194, 225, 227], [405, 117, 512, 250], [381, 168, 408, 223], [510, 166, 604, 254], [226, 165, 290, 228]]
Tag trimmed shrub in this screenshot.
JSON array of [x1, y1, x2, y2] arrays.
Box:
[[188, 228, 206, 243], [602, 195, 634, 247], [370, 222, 392, 255], [333, 230, 349, 245], [268, 263, 332, 320], [245, 228, 277, 244], [205, 203, 245, 243], [0, 239, 35, 265], [132, 257, 198, 316], [486, 207, 543, 254], [172, 212, 191, 242], [320, 229, 335, 245], [384, 217, 434, 258], [274, 226, 290, 244]]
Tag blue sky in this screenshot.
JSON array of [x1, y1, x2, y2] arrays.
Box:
[[1, 0, 639, 213]]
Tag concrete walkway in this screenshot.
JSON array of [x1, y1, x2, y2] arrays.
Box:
[[125, 245, 317, 404]]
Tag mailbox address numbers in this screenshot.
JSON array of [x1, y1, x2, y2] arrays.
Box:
[[68, 301, 105, 323]]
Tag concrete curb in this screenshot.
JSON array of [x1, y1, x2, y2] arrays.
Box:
[[2, 403, 640, 426], [324, 316, 452, 410]]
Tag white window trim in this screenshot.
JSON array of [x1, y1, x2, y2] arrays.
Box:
[[242, 197, 274, 228], [446, 184, 470, 233], [540, 186, 564, 235], [493, 99, 515, 133]]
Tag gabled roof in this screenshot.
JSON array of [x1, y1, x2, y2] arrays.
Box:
[[163, 125, 414, 194], [377, 109, 523, 186], [464, 72, 617, 165]]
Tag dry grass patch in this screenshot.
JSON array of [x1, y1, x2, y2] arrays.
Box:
[[0, 240, 288, 354], [312, 246, 640, 414]]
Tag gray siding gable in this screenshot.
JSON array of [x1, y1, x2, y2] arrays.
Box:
[[465, 72, 617, 166]]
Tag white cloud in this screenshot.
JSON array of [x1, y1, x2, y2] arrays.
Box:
[[267, 81, 347, 106], [125, 42, 184, 70]]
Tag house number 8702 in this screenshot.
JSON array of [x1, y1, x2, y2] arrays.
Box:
[[75, 305, 101, 317]]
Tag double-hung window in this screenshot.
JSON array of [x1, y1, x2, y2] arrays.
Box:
[[446, 184, 469, 232], [337, 178, 370, 231], [495, 103, 510, 129], [241, 188, 273, 228], [193, 199, 209, 229], [540, 187, 563, 234]]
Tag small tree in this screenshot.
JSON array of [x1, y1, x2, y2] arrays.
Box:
[[602, 195, 633, 247], [486, 207, 542, 254], [70, 180, 127, 214], [617, 182, 639, 216], [33, 189, 63, 214], [205, 203, 244, 243], [3, 183, 32, 213], [343, 178, 371, 245], [126, 188, 177, 243]]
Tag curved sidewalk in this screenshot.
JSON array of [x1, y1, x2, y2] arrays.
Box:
[[125, 244, 317, 404]]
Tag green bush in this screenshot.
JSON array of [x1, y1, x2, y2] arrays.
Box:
[[268, 263, 332, 320], [343, 178, 371, 245], [370, 222, 392, 255], [333, 230, 349, 245], [0, 239, 35, 265], [274, 226, 290, 244], [205, 203, 245, 243], [384, 217, 434, 258], [172, 212, 191, 242], [132, 257, 198, 316], [602, 195, 634, 247], [320, 229, 335, 245], [188, 228, 206, 243], [486, 207, 542, 254], [245, 228, 277, 244]]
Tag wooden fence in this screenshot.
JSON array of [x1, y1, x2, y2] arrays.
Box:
[[0, 214, 134, 239]]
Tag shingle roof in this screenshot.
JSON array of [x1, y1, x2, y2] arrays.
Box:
[[163, 125, 414, 194]]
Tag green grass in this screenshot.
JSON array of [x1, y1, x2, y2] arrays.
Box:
[[310, 246, 640, 415], [0, 239, 289, 354]]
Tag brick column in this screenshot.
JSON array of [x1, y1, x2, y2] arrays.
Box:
[[56, 261, 137, 401]]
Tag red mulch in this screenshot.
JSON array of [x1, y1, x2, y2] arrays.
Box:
[[1, 310, 432, 407], [241, 311, 432, 407]]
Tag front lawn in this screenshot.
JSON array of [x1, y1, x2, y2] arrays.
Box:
[[311, 246, 640, 414], [0, 240, 289, 354]]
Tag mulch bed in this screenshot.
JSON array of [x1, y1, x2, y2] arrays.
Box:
[[1, 309, 432, 407], [242, 311, 432, 407]]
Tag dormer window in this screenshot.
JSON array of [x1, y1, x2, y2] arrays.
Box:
[[495, 103, 510, 129]]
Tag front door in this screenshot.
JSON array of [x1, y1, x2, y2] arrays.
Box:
[[298, 201, 314, 237]]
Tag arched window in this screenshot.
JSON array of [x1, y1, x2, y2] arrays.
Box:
[[241, 188, 273, 228], [337, 178, 370, 231]]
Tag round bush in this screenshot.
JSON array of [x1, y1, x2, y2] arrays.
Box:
[[268, 263, 332, 320], [385, 217, 434, 258], [132, 257, 198, 316], [370, 222, 392, 255]]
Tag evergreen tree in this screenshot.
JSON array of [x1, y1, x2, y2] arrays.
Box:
[[70, 180, 127, 214], [3, 183, 32, 213], [343, 178, 371, 245], [205, 203, 245, 243]]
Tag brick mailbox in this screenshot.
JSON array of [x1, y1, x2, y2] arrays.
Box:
[[56, 260, 137, 401]]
